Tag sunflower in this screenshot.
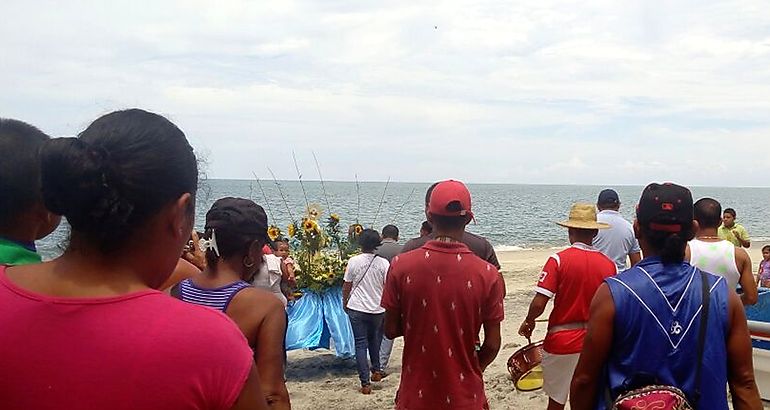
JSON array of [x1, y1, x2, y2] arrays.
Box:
[[287, 223, 297, 237], [354, 224, 363, 234], [303, 218, 319, 233], [329, 213, 340, 223], [267, 226, 281, 241], [306, 203, 323, 220]]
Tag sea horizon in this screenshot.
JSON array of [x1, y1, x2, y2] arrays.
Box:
[[37, 179, 770, 260], [215, 178, 770, 190]]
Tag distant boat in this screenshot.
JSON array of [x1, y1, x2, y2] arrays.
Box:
[[745, 288, 770, 400]]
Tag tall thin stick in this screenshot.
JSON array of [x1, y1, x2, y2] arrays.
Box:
[[371, 177, 391, 228], [267, 167, 296, 222], [312, 151, 333, 214], [252, 172, 276, 224], [355, 174, 361, 223], [391, 186, 417, 224], [292, 151, 311, 214]]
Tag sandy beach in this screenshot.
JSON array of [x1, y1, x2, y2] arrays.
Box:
[[285, 242, 770, 409]]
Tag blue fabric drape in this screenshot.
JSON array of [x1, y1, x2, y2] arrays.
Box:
[[322, 287, 355, 357], [285, 286, 355, 357]]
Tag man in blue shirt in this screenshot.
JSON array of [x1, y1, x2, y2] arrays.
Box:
[[592, 189, 641, 272]]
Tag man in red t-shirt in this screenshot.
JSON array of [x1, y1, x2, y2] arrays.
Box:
[[519, 203, 615, 410], [381, 180, 504, 410]]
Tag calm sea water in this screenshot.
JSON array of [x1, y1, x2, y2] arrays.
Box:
[[37, 180, 770, 259]]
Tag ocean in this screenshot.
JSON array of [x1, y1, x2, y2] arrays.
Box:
[[37, 180, 770, 259]]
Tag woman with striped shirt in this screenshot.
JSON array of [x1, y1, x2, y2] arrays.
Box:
[[174, 197, 290, 409]]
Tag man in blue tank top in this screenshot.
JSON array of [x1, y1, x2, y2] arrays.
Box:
[[569, 182, 761, 410]]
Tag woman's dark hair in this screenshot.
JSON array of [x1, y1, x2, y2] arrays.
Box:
[[640, 225, 694, 265], [203, 227, 263, 269], [40, 109, 198, 253], [201, 197, 269, 268], [358, 229, 381, 252], [762, 245, 770, 253]]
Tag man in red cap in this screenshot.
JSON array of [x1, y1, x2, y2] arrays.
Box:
[[381, 180, 504, 410]]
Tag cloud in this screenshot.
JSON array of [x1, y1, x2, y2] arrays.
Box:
[[1, 0, 770, 186]]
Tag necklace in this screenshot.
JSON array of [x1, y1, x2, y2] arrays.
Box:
[[434, 235, 461, 243], [697, 235, 721, 240]]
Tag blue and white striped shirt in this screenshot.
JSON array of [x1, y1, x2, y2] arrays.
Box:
[[179, 278, 252, 312]]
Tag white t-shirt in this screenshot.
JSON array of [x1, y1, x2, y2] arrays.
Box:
[[251, 254, 287, 307], [344, 253, 389, 314]]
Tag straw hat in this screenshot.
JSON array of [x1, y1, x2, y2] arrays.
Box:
[[556, 203, 610, 230]]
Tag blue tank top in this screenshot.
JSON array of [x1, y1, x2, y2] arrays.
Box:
[[598, 257, 730, 409], [179, 278, 252, 313]]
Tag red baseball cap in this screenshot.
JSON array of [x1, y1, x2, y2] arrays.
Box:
[[428, 180, 474, 218]]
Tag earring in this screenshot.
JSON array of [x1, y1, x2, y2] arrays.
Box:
[[243, 256, 255, 268]]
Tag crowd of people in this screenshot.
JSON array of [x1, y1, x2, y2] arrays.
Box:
[[0, 110, 766, 409]]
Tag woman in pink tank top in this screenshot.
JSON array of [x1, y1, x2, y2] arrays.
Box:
[[0, 109, 268, 410]]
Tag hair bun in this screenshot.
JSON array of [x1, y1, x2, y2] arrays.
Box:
[[41, 137, 133, 235]]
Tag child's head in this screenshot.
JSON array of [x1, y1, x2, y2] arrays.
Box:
[[0, 118, 61, 241], [762, 245, 770, 261], [276, 239, 290, 258]]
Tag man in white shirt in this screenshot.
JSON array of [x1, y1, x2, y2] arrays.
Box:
[[342, 229, 390, 394], [592, 189, 641, 272]]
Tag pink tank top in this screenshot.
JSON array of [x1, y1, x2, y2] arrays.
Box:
[[0, 266, 253, 410]]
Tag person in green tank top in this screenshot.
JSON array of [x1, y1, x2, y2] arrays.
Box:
[[0, 119, 61, 265]]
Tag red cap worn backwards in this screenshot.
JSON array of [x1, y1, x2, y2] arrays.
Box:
[[428, 180, 474, 219], [636, 182, 693, 233]]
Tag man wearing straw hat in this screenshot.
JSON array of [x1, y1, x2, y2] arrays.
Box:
[[519, 203, 616, 410]]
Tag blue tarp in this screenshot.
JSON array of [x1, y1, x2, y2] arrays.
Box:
[[745, 288, 770, 350], [285, 286, 355, 358]]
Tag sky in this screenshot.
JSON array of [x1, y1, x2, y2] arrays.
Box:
[[2, 0, 770, 186]]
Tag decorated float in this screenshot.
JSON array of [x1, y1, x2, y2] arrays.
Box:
[[257, 157, 408, 358], [268, 203, 363, 358]]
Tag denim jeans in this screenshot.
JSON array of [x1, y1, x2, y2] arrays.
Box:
[[379, 336, 394, 371], [347, 309, 384, 386]]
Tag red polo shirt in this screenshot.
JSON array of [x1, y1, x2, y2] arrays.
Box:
[[381, 240, 504, 410], [535, 242, 616, 354]]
